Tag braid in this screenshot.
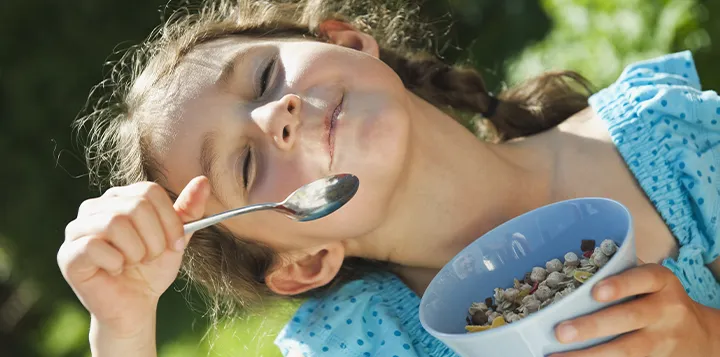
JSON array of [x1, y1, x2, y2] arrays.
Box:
[[379, 48, 594, 140]]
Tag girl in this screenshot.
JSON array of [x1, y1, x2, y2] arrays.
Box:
[[57, 0, 720, 356]]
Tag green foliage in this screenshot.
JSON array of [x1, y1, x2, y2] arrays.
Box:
[[0, 0, 717, 356], [506, 0, 715, 88]]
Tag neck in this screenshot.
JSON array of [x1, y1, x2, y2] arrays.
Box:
[[345, 93, 557, 293]]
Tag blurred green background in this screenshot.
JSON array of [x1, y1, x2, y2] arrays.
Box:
[[0, 0, 718, 356]]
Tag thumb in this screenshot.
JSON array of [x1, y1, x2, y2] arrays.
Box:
[[174, 176, 211, 243]]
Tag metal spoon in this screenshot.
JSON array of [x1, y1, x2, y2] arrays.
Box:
[[183, 173, 359, 235]]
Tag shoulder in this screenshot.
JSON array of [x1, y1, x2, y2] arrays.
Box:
[[557, 107, 613, 143], [275, 273, 422, 356], [276, 272, 460, 356]]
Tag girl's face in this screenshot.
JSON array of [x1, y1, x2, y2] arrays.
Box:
[[151, 33, 411, 257]]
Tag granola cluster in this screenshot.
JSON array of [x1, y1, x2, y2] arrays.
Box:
[[465, 239, 619, 332]]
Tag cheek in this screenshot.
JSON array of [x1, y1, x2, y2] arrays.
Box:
[[251, 158, 319, 204], [332, 114, 408, 236], [311, 98, 409, 240]]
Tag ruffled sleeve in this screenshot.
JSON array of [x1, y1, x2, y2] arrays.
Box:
[[589, 51, 720, 308], [275, 272, 459, 357]]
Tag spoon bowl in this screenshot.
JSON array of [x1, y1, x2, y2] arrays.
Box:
[[183, 173, 359, 235], [278, 173, 360, 221]]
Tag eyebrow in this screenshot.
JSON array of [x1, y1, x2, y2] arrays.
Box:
[[217, 47, 253, 90]]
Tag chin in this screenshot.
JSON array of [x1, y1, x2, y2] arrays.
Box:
[[324, 157, 407, 240]]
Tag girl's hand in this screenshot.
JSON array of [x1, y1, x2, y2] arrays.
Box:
[[551, 263, 719, 357], [57, 177, 210, 337]]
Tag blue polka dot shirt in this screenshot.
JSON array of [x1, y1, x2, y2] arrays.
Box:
[[275, 51, 720, 356], [275, 273, 458, 357], [589, 51, 720, 308]]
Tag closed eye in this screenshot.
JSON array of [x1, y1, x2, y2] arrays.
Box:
[[242, 146, 253, 189], [258, 56, 276, 97]]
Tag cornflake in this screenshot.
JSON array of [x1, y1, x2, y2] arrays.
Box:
[[464, 238, 620, 332]]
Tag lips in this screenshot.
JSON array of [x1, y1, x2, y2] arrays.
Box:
[[326, 94, 343, 169]]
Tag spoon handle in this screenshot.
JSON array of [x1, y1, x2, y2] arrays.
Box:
[[183, 202, 277, 235]]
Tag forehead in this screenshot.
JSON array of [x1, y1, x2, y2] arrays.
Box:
[[144, 37, 259, 146]]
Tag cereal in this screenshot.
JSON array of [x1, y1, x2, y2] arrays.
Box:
[[530, 267, 547, 283], [600, 239, 618, 256], [590, 248, 610, 268], [533, 285, 554, 302], [546, 258, 563, 273], [520, 295, 540, 314], [564, 252, 580, 267], [523, 272, 533, 285], [465, 316, 507, 332], [573, 270, 593, 283], [545, 271, 567, 288], [465, 238, 620, 332], [468, 302, 488, 315], [503, 288, 520, 302], [504, 312, 521, 323], [487, 311, 502, 322]]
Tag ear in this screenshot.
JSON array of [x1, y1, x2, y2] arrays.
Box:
[[318, 19, 380, 58], [265, 243, 345, 296]]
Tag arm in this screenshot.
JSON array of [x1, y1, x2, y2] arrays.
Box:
[[698, 303, 720, 356], [57, 178, 210, 357], [709, 258, 720, 283], [90, 315, 157, 357]]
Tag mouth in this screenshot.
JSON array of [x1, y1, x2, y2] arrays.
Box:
[[326, 93, 343, 169]]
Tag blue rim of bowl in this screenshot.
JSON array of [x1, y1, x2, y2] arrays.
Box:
[[419, 197, 634, 341]]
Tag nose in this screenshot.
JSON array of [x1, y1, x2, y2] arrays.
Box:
[[254, 94, 302, 151]]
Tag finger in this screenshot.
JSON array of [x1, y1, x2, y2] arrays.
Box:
[[101, 181, 161, 198], [110, 182, 185, 250], [65, 213, 123, 242], [555, 294, 661, 344], [123, 197, 167, 261], [142, 184, 185, 252], [592, 264, 671, 302], [550, 330, 655, 357], [172, 176, 210, 249], [105, 215, 147, 264], [68, 199, 165, 261], [77, 197, 103, 217], [85, 237, 125, 276], [57, 236, 125, 283], [76, 194, 154, 218]]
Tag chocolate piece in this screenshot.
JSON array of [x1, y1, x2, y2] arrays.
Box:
[[581, 239, 596, 252], [485, 297, 494, 308], [471, 310, 488, 325]]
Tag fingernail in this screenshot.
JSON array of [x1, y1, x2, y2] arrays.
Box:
[[556, 322, 578, 343], [174, 238, 185, 252], [596, 282, 615, 301]]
